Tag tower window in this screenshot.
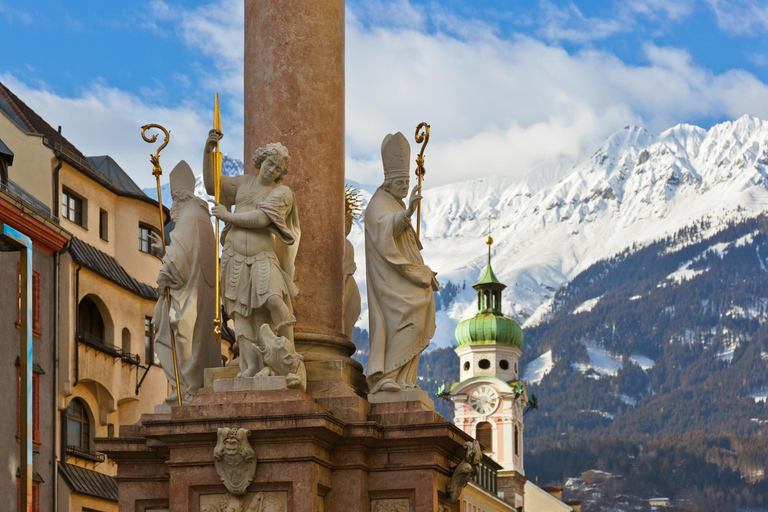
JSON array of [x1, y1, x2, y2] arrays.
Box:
[[463, 361, 470, 371], [476, 422, 493, 453], [499, 359, 509, 370], [515, 424, 520, 456], [478, 359, 491, 370]]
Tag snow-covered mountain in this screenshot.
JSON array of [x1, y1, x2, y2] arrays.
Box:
[[146, 115, 768, 349]]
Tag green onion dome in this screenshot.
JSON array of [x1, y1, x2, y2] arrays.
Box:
[[455, 312, 523, 347]]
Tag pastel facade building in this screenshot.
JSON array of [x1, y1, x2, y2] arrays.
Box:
[[0, 82, 69, 512], [0, 81, 170, 512]]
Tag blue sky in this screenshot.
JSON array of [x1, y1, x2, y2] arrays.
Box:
[[2, 0, 768, 188]]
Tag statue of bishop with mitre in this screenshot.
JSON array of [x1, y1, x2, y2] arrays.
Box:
[[365, 132, 438, 395], [152, 161, 220, 408]]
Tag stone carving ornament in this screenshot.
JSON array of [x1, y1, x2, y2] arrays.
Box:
[[203, 134, 301, 385], [254, 324, 306, 390], [213, 428, 257, 496], [201, 492, 285, 512], [365, 132, 439, 394], [371, 498, 409, 512], [151, 160, 220, 408], [446, 440, 482, 503]]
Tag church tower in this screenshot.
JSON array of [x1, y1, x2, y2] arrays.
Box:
[[449, 232, 528, 507]]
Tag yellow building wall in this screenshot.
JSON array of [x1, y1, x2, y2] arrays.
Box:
[[0, 110, 54, 208], [58, 162, 163, 287], [461, 482, 517, 512], [524, 481, 574, 512]]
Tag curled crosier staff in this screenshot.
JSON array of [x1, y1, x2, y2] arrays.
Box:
[[141, 123, 182, 407], [414, 122, 430, 239]]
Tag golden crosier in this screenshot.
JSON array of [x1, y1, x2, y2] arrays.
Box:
[[414, 122, 430, 239], [141, 123, 183, 407]]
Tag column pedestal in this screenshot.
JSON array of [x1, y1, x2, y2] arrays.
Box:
[[98, 389, 468, 512]]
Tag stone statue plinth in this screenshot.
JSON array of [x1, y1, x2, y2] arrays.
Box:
[[212, 376, 291, 393], [97, 386, 470, 511], [367, 389, 435, 410]]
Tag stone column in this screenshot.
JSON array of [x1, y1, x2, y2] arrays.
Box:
[[244, 0, 362, 377]]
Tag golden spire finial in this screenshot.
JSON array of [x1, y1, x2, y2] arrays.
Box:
[[486, 215, 493, 264]]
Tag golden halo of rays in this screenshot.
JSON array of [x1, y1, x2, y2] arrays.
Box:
[[345, 186, 364, 232]]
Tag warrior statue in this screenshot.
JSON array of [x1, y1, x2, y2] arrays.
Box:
[[364, 132, 438, 394], [203, 131, 300, 379], [151, 160, 220, 408]]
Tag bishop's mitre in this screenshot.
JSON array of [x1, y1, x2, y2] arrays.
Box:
[[381, 132, 411, 180]]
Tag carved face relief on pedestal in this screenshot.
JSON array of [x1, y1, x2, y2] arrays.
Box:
[[469, 386, 499, 415], [213, 428, 257, 496]]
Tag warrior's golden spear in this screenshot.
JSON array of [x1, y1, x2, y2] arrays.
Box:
[[414, 122, 430, 238], [212, 94, 223, 345], [140, 123, 182, 407]]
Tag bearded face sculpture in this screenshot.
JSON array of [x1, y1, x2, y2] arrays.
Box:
[[213, 428, 257, 496]]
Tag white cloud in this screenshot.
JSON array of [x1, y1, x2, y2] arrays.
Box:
[[537, 1, 626, 43], [627, 0, 694, 21], [5, 0, 768, 192], [704, 0, 768, 35], [0, 74, 214, 190]]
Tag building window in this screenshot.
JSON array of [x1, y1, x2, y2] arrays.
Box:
[[99, 209, 108, 241], [62, 189, 84, 227], [16, 480, 40, 512], [463, 361, 470, 371], [139, 224, 160, 254], [499, 359, 509, 370], [78, 297, 105, 344], [476, 422, 493, 453], [121, 328, 131, 353], [514, 425, 520, 456], [478, 358, 491, 370], [16, 266, 41, 337], [145, 316, 159, 365], [65, 398, 90, 452]]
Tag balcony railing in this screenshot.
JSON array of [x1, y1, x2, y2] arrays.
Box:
[[66, 445, 105, 463], [77, 332, 141, 366], [473, 455, 498, 495], [0, 179, 54, 221]]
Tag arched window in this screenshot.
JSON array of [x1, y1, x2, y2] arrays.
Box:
[[66, 398, 91, 451], [514, 424, 520, 456], [121, 328, 131, 353], [476, 421, 493, 453], [79, 297, 104, 343]]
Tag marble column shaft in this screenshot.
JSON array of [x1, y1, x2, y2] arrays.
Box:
[[244, 0, 358, 369]]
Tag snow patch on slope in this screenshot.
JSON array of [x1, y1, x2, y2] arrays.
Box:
[[573, 342, 623, 378], [572, 295, 604, 315], [523, 350, 554, 385]]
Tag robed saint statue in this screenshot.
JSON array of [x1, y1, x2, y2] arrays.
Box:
[[365, 132, 439, 394]]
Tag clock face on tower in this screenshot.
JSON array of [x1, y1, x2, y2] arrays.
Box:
[[469, 385, 499, 415]]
